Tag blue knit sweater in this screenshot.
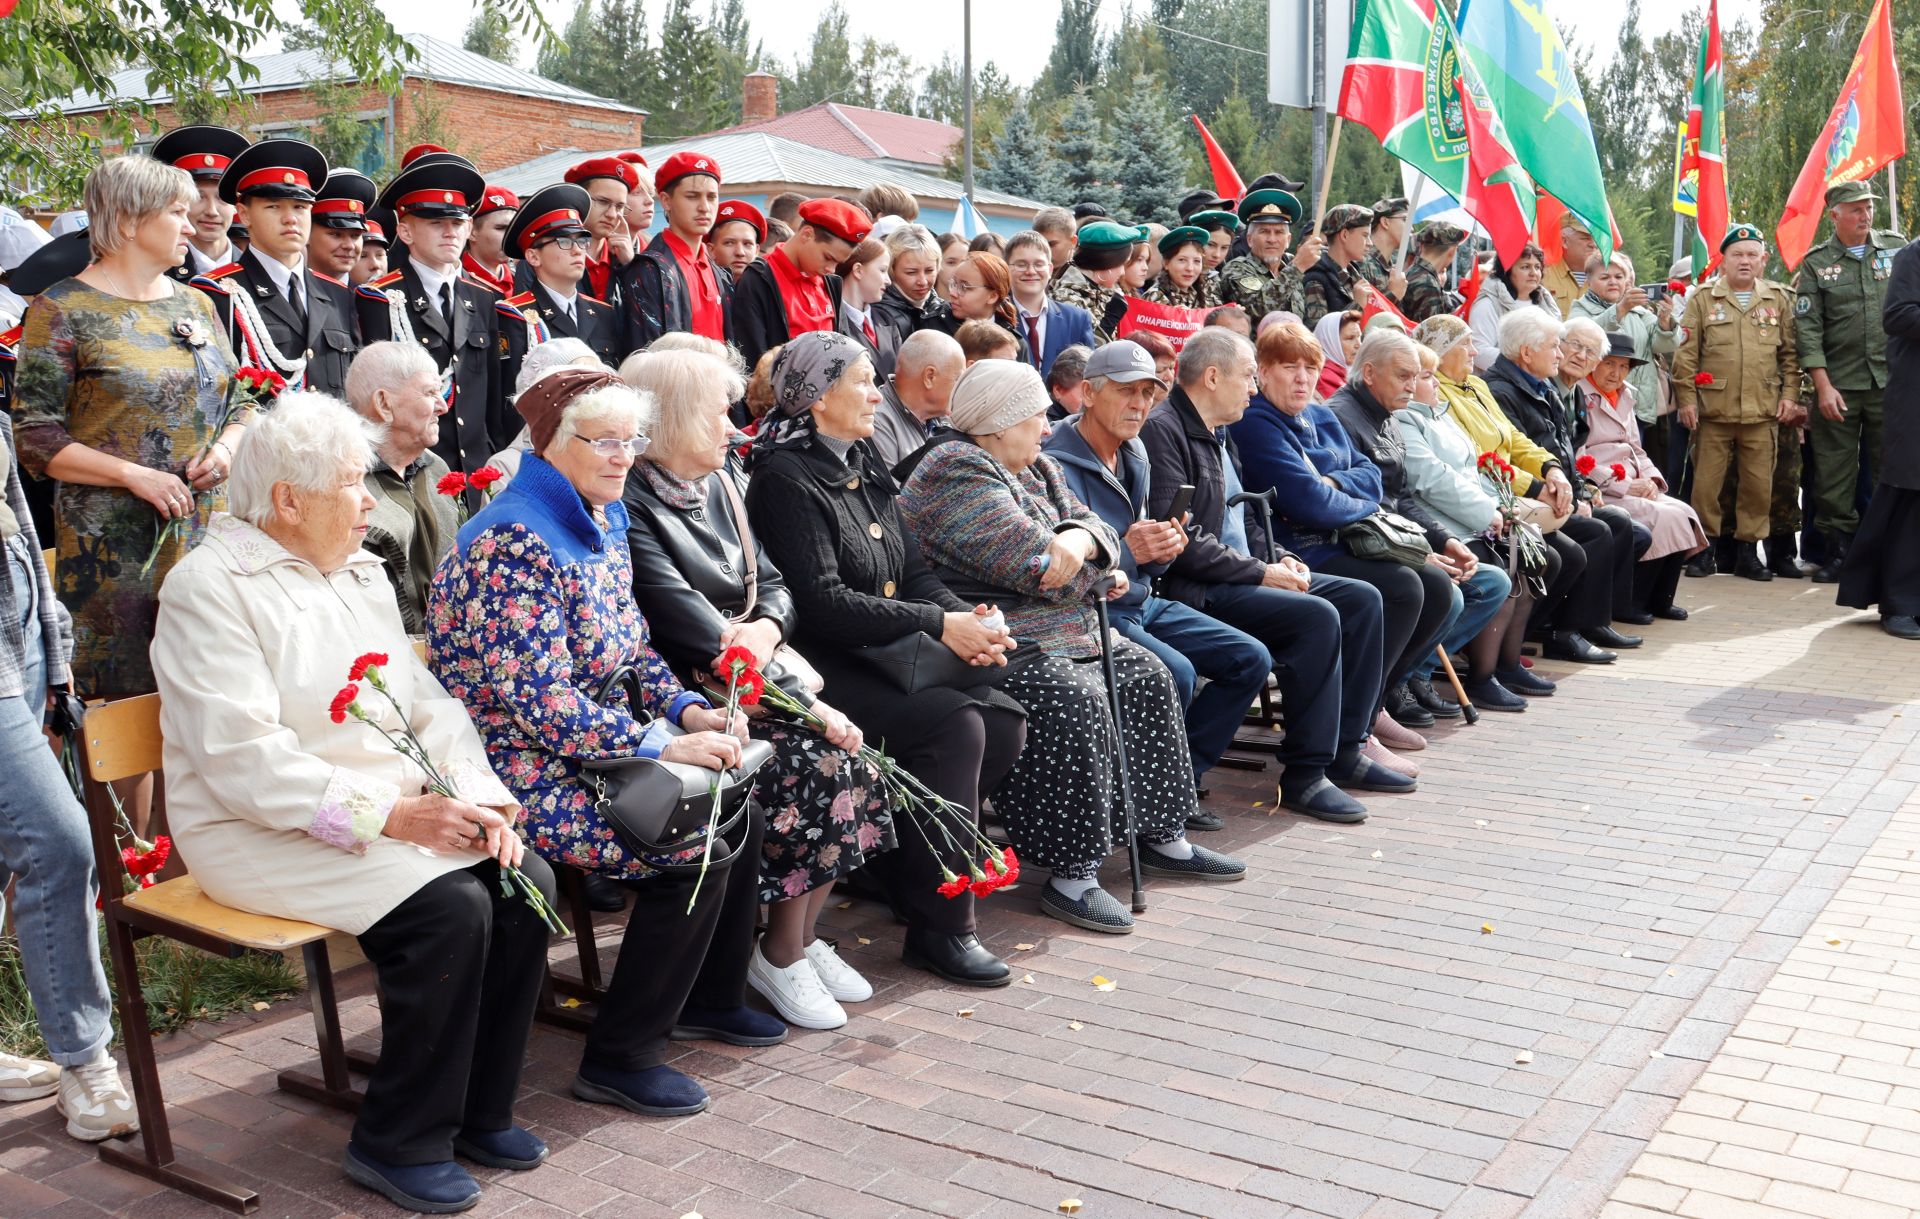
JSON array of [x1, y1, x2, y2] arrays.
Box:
[[1227, 395, 1383, 564]]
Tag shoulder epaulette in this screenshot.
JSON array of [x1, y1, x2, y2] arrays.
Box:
[[495, 298, 529, 322], [503, 291, 535, 309], [204, 262, 243, 280], [188, 274, 232, 297], [462, 276, 502, 297], [0, 324, 19, 359], [310, 269, 347, 288], [580, 293, 609, 307], [368, 271, 404, 289]]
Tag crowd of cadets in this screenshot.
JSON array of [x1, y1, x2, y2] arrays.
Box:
[[1, 127, 1890, 605]]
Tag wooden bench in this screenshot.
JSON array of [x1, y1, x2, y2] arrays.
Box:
[[80, 694, 365, 1215]]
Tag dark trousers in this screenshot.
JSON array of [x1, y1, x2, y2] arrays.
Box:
[[1204, 571, 1384, 772], [1113, 595, 1271, 776], [1529, 529, 1587, 632], [1634, 552, 1686, 613], [585, 807, 765, 1072], [353, 856, 556, 1164], [1317, 554, 1458, 693], [869, 704, 1025, 936], [1534, 510, 1625, 632]]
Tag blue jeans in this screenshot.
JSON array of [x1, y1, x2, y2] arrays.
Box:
[[0, 534, 113, 1064], [1112, 596, 1271, 778], [1434, 566, 1511, 668]]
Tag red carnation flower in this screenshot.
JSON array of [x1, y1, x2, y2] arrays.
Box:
[[1575, 454, 1596, 476], [1476, 451, 1499, 470], [736, 668, 766, 707], [970, 875, 997, 898], [347, 651, 389, 682], [436, 472, 469, 496], [1666, 279, 1687, 295], [717, 645, 758, 680], [468, 465, 504, 491], [996, 847, 1019, 888], [1611, 463, 1628, 482], [936, 874, 970, 899], [1693, 372, 1714, 386], [329, 683, 360, 725], [122, 835, 172, 877]]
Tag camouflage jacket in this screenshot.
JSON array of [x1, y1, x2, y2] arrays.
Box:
[[1051, 265, 1126, 342], [1145, 271, 1219, 311], [1217, 254, 1305, 321], [1400, 260, 1462, 323]]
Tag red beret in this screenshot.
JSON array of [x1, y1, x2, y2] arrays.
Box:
[[797, 198, 873, 245], [474, 185, 521, 217], [400, 143, 447, 169], [615, 151, 648, 169], [565, 157, 640, 192], [655, 150, 721, 194], [710, 199, 766, 243]]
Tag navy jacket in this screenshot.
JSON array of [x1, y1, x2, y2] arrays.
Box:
[[1229, 395, 1382, 564], [1043, 416, 1158, 614], [1016, 298, 1097, 377]]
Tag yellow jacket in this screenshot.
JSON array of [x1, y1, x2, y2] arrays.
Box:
[[1436, 372, 1561, 496]]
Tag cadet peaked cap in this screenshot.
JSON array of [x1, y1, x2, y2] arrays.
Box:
[[312, 168, 376, 231], [150, 126, 249, 181], [218, 139, 328, 205], [504, 183, 592, 258]]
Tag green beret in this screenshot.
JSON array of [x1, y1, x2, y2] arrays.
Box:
[[1720, 222, 1766, 252], [1189, 209, 1240, 234], [1157, 225, 1210, 258], [1826, 180, 1877, 206], [1238, 188, 1302, 227], [1077, 219, 1149, 251]]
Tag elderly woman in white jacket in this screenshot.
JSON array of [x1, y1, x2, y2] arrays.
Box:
[[149, 393, 557, 1216]]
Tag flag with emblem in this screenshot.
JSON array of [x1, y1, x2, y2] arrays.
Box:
[[1455, 0, 1613, 258], [1338, 0, 1535, 263], [1680, 0, 1729, 280], [1775, 0, 1906, 270]]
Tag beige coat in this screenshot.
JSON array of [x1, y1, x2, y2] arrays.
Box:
[[149, 514, 514, 934]]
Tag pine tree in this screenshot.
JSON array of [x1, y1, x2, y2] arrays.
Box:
[[1039, 0, 1104, 100], [981, 99, 1061, 203], [1110, 74, 1189, 224], [1053, 87, 1119, 212], [654, 0, 728, 136]]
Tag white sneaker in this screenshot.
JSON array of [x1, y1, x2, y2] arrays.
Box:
[[747, 943, 846, 1030], [0, 1050, 60, 1101], [804, 939, 874, 1003], [55, 1050, 137, 1142]]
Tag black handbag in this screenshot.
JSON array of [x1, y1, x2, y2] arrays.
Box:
[[854, 631, 1002, 695], [578, 665, 774, 873]]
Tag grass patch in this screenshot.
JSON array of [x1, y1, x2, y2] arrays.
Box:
[[0, 930, 301, 1058]]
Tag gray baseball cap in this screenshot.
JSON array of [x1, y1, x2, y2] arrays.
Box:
[[1085, 340, 1167, 386]]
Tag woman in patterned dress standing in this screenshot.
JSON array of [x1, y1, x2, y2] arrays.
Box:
[[13, 156, 243, 698]]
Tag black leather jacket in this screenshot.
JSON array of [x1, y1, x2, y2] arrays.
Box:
[[619, 230, 735, 353], [623, 460, 808, 701]]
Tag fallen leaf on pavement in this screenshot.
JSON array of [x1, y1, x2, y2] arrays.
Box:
[[1514, 1050, 1533, 1065], [1059, 1200, 1083, 1214], [1481, 923, 1494, 934], [1021, 974, 1036, 984], [1015, 943, 1037, 951], [1371, 850, 1383, 859], [1091, 976, 1116, 992], [1068, 1021, 1083, 1031], [957, 1008, 975, 1018]]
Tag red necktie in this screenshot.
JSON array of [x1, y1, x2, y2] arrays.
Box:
[[862, 316, 877, 347], [1024, 314, 1041, 365]]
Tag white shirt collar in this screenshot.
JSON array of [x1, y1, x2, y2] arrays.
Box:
[[253, 249, 304, 295], [188, 242, 231, 275], [412, 257, 456, 304], [544, 282, 577, 316]]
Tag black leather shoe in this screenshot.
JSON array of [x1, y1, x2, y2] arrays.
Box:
[[1883, 615, 1920, 640], [1652, 604, 1689, 621], [581, 873, 628, 913], [1614, 610, 1655, 626], [1185, 807, 1225, 832], [1812, 532, 1852, 584], [1408, 675, 1462, 718], [1385, 683, 1435, 728], [1766, 533, 1807, 579], [1541, 631, 1616, 664], [1733, 542, 1773, 582], [902, 929, 1013, 988], [1586, 624, 1643, 649]]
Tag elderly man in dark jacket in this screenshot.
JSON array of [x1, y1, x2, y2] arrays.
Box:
[[1137, 329, 1405, 824], [1046, 341, 1270, 812], [1482, 306, 1641, 662]]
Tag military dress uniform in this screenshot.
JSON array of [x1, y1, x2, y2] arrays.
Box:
[[1672, 232, 1801, 550], [356, 157, 509, 481], [1793, 183, 1903, 567]]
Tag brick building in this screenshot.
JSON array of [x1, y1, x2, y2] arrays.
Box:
[[27, 34, 644, 176]]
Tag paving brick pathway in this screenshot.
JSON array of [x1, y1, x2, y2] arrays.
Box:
[[2, 578, 1917, 1218]]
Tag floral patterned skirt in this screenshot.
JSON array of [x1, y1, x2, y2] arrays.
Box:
[[752, 719, 895, 904]]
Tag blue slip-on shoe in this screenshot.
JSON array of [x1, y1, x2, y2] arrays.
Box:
[[572, 1062, 710, 1116], [1329, 751, 1417, 794], [452, 1125, 548, 1171], [343, 1143, 481, 1214], [1138, 842, 1247, 882], [1495, 664, 1557, 696], [1463, 677, 1527, 713], [671, 1003, 789, 1046], [1278, 776, 1368, 824], [1039, 883, 1135, 934]]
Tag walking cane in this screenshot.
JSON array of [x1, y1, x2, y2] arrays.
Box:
[[1434, 646, 1479, 725], [1091, 573, 1148, 914]]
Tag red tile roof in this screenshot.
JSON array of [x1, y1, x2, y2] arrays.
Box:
[[711, 103, 960, 167]]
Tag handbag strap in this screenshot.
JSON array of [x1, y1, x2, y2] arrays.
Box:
[[593, 663, 648, 719], [713, 469, 758, 623]]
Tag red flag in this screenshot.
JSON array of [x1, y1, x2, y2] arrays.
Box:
[[1190, 115, 1245, 202], [0, 1, 16, 15], [1534, 192, 1626, 266], [1455, 258, 1489, 320], [1681, 0, 1729, 279], [1361, 289, 1413, 331], [1456, 76, 1535, 265], [1776, 0, 1905, 270]]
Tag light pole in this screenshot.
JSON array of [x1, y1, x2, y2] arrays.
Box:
[[963, 0, 975, 201]]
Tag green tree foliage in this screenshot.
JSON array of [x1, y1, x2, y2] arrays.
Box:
[[537, 0, 659, 111], [783, 2, 855, 108], [1110, 75, 1190, 223], [463, 8, 519, 64], [652, 0, 730, 136], [1054, 87, 1119, 212], [0, 0, 551, 204], [1039, 0, 1105, 100], [981, 98, 1061, 203]]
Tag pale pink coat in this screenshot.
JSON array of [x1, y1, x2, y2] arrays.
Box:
[[1579, 381, 1708, 561]]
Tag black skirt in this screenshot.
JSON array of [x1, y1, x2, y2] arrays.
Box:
[[1838, 486, 1920, 616], [803, 641, 1026, 757]]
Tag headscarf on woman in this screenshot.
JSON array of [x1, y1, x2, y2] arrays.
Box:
[[748, 330, 866, 462], [1312, 311, 1350, 398]]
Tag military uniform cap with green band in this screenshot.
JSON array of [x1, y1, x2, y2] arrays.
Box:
[[1188, 209, 1240, 234], [1237, 188, 1303, 226]]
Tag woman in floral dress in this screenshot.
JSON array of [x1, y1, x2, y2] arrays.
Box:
[[13, 156, 243, 697]]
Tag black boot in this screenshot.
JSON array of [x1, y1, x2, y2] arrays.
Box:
[[1733, 541, 1773, 581], [1766, 532, 1806, 579], [1812, 532, 1852, 584], [1684, 545, 1716, 578]]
